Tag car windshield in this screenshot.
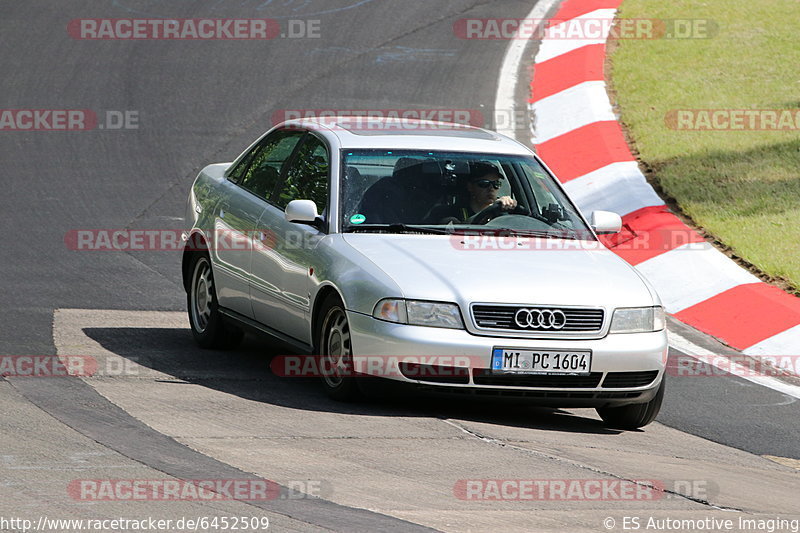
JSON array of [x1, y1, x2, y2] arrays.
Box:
[[340, 150, 593, 239]]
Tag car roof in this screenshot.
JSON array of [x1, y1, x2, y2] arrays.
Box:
[[280, 116, 533, 156]]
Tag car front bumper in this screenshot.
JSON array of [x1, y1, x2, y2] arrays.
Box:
[[347, 311, 668, 407]]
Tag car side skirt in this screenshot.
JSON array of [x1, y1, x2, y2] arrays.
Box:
[[218, 307, 313, 354]]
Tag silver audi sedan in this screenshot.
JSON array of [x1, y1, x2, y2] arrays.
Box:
[[182, 117, 668, 429]]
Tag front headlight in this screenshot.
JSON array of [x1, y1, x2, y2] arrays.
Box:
[[609, 306, 666, 334], [373, 299, 464, 329]]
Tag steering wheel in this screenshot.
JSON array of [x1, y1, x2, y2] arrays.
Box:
[[467, 200, 531, 225]]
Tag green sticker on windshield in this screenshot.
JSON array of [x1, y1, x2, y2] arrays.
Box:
[[350, 214, 366, 225]]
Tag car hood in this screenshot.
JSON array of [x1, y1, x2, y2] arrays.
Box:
[[341, 233, 657, 309]]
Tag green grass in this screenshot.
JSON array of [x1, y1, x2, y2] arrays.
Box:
[[610, 0, 800, 291]]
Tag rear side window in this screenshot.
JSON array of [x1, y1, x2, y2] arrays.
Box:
[[239, 130, 304, 201]]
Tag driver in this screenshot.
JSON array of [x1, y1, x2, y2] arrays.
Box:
[[426, 162, 517, 223]]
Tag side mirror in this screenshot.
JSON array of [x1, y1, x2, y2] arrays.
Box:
[[285, 199, 322, 226], [591, 210, 622, 234]]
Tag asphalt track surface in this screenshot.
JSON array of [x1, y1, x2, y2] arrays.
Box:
[[1, 1, 799, 531]]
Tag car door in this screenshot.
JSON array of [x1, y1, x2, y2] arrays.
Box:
[[212, 128, 305, 318], [250, 132, 330, 345]]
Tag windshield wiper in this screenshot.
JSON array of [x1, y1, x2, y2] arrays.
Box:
[[469, 228, 583, 240], [344, 224, 451, 235]]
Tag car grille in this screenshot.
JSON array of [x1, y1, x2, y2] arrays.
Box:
[[471, 305, 604, 332], [416, 386, 643, 400], [472, 370, 603, 388], [470, 370, 659, 389], [602, 371, 659, 388]]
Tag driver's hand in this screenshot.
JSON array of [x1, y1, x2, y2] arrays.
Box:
[[497, 196, 518, 211]]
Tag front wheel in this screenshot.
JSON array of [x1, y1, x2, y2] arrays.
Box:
[[187, 253, 243, 349], [317, 294, 361, 401], [596, 378, 665, 430]]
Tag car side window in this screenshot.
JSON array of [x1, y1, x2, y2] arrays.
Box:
[[275, 134, 329, 212], [239, 130, 305, 201], [227, 145, 258, 184], [524, 165, 558, 214]]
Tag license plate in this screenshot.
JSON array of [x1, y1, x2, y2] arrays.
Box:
[[491, 348, 591, 375]]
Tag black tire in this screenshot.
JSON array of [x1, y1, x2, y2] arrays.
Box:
[[187, 253, 243, 349], [596, 378, 665, 430], [316, 294, 361, 401]]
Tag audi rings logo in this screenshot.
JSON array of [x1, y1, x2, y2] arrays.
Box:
[[514, 308, 567, 330]]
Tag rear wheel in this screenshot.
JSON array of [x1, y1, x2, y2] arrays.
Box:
[[596, 379, 665, 430], [187, 254, 243, 349], [317, 294, 361, 401]]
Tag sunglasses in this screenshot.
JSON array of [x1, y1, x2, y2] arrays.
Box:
[[474, 179, 502, 190]]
